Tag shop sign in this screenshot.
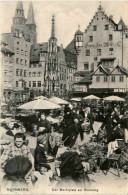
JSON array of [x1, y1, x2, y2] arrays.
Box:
[[85, 41, 122, 48]]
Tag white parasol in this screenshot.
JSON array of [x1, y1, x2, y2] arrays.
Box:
[[70, 98, 81, 102], [34, 96, 48, 100], [49, 97, 69, 105], [83, 95, 100, 100], [103, 96, 125, 102], [18, 99, 61, 110]]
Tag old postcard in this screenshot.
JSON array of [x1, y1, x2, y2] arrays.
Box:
[[0, 0, 128, 195]]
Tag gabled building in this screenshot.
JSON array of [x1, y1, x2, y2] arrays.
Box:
[[66, 4, 128, 71], [66, 3, 128, 97], [89, 64, 128, 95]]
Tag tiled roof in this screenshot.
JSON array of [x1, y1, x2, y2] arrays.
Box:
[[30, 42, 48, 62], [1, 33, 14, 52], [64, 49, 77, 68], [102, 67, 111, 74], [111, 64, 128, 75], [91, 65, 110, 75], [74, 71, 92, 84], [65, 39, 76, 54], [1, 47, 14, 55], [74, 71, 92, 77]]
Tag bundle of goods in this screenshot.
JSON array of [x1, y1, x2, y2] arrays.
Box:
[[119, 145, 128, 169], [79, 142, 107, 172], [112, 127, 124, 140]]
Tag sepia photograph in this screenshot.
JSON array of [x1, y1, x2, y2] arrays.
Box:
[[0, 0, 128, 195]]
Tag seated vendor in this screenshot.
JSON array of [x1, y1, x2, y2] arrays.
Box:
[[34, 163, 53, 187]]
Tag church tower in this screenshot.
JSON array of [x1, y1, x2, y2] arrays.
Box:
[[11, 1, 26, 37], [48, 15, 57, 53], [26, 2, 37, 44]]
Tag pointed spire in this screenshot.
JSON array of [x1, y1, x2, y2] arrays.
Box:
[[15, 1, 25, 18], [16, 1, 23, 10], [26, 2, 36, 25], [75, 25, 83, 35], [51, 15, 55, 38], [97, 1, 103, 12]]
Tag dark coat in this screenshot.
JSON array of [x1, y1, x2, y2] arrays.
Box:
[[105, 115, 114, 143], [34, 144, 47, 171], [120, 115, 128, 129], [87, 112, 95, 125]]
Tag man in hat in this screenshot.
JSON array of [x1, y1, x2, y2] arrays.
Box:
[[34, 131, 48, 171], [38, 113, 51, 133], [1, 133, 34, 169]]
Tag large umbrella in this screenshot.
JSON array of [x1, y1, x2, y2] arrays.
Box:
[[18, 99, 61, 110], [103, 96, 125, 102], [34, 96, 48, 100], [70, 98, 81, 102], [49, 97, 69, 105], [83, 95, 100, 100]]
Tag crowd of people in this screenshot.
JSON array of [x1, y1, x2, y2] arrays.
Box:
[[1, 98, 128, 190]]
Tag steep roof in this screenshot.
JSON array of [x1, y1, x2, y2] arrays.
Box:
[[64, 49, 77, 68], [1, 33, 14, 53], [26, 2, 36, 25], [91, 65, 110, 75], [110, 64, 128, 75], [30, 42, 48, 62], [14, 1, 25, 19], [74, 71, 92, 77], [74, 71, 92, 84], [16, 1, 23, 10], [118, 18, 128, 30], [75, 29, 83, 35], [85, 4, 118, 32], [65, 39, 76, 54]]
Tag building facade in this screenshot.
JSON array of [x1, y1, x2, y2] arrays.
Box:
[[1, 1, 77, 103], [90, 65, 128, 95], [1, 1, 37, 103], [66, 4, 128, 96]]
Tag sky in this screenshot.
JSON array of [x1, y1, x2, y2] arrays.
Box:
[[0, 1, 128, 48]]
